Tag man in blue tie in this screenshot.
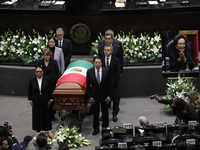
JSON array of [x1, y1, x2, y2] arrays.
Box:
[[86, 56, 111, 135]]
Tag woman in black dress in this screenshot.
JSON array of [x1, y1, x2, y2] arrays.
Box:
[[28, 66, 52, 131], [37, 48, 59, 120]]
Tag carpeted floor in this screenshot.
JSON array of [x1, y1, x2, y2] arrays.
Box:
[[0, 95, 175, 150]]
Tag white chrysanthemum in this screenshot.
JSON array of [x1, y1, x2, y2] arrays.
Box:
[[154, 35, 161, 42], [17, 48, 24, 55], [133, 38, 138, 45], [138, 52, 142, 57], [56, 131, 62, 136], [11, 39, 16, 43], [178, 79, 183, 84], [57, 134, 66, 142], [33, 53, 40, 60], [129, 50, 133, 54], [0, 46, 4, 51], [20, 38, 26, 43], [1, 41, 5, 45], [11, 46, 16, 52], [176, 92, 185, 99], [32, 38, 40, 44], [151, 47, 159, 54]]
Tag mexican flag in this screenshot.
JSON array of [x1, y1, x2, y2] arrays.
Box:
[[56, 60, 94, 89]]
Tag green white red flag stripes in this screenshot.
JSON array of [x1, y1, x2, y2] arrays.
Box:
[[56, 60, 94, 89]]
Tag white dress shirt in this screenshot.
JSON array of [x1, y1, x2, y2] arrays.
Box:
[[58, 39, 63, 47], [36, 76, 43, 95]]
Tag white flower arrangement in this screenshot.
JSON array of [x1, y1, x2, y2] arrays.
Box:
[[47, 123, 92, 148], [0, 29, 55, 64], [91, 31, 162, 64], [163, 74, 198, 108]]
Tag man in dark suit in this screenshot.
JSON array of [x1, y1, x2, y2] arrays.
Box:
[[56, 28, 72, 69], [98, 29, 123, 75], [102, 44, 121, 122], [86, 56, 111, 135]]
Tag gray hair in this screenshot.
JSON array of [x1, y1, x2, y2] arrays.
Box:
[[56, 28, 64, 34], [105, 29, 114, 38], [104, 44, 113, 50], [138, 116, 149, 126]]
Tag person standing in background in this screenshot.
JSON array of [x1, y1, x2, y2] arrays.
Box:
[[98, 29, 123, 76], [37, 48, 59, 121], [102, 44, 120, 122], [56, 28, 72, 69], [48, 37, 65, 76]]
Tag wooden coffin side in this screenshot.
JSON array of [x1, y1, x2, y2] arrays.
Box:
[[53, 82, 89, 110]]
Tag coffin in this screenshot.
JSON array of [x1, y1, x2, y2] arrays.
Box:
[[53, 82, 87, 110], [52, 60, 94, 111]]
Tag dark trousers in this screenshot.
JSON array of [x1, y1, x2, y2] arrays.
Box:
[[93, 99, 109, 130], [111, 86, 120, 116]]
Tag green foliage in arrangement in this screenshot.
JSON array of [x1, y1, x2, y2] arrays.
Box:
[[91, 31, 162, 64], [0, 29, 55, 64], [47, 123, 92, 148]]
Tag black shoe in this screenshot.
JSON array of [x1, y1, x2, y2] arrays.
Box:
[[113, 115, 118, 122], [100, 116, 103, 121], [92, 129, 99, 135]]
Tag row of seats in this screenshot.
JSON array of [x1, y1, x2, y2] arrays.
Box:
[[95, 122, 200, 150]]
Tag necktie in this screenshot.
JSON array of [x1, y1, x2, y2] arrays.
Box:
[[60, 41, 62, 48], [97, 69, 100, 84], [107, 57, 109, 67]]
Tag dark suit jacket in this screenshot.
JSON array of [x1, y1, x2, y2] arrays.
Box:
[[169, 50, 195, 71], [102, 55, 120, 87], [98, 39, 123, 74], [37, 58, 59, 93], [86, 67, 111, 102], [56, 38, 72, 68], [28, 76, 52, 105]]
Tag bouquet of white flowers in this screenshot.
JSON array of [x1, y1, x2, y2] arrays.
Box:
[[163, 74, 198, 108], [91, 31, 162, 64], [0, 29, 55, 64], [47, 123, 92, 148]]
